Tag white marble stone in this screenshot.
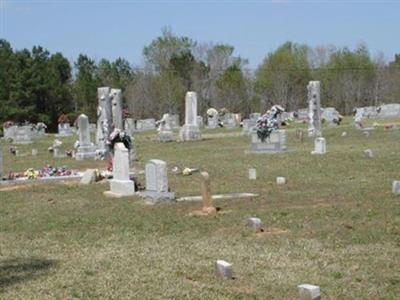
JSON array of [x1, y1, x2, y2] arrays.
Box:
[[276, 177, 286, 185], [248, 130, 287, 153], [392, 181, 400, 195], [106, 143, 136, 197], [207, 116, 219, 129], [56, 123, 73, 137], [307, 81, 322, 137], [75, 114, 96, 160], [364, 149, 373, 158], [215, 260, 233, 279], [179, 92, 201, 141], [247, 217, 263, 232], [111, 88, 123, 130], [96, 87, 113, 154], [141, 159, 174, 201], [80, 169, 97, 185], [298, 284, 321, 300], [311, 137, 326, 155], [248, 168, 257, 180], [31, 149, 38, 156], [13, 126, 33, 144]]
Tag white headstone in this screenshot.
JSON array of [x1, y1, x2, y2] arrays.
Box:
[[392, 181, 400, 195], [247, 217, 263, 232], [56, 123, 73, 137], [13, 126, 33, 144], [248, 168, 257, 180], [76, 114, 96, 160], [179, 92, 201, 141], [96, 87, 113, 154], [248, 130, 287, 153], [105, 143, 135, 197], [311, 137, 326, 155], [276, 177, 286, 185], [111, 88, 123, 130], [298, 284, 321, 300], [307, 81, 322, 137], [141, 159, 175, 201], [364, 149, 373, 158], [215, 260, 233, 279]]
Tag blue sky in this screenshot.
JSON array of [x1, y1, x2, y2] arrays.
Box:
[[1, 0, 399, 68]]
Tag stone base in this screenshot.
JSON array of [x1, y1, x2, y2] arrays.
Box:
[[139, 190, 175, 202], [247, 130, 287, 154], [179, 125, 201, 141], [75, 145, 96, 160], [104, 179, 136, 197], [157, 131, 175, 142]]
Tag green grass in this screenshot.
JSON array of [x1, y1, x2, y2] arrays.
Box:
[[1, 118, 400, 299]]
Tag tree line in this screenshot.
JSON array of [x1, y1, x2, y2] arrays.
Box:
[[1, 27, 399, 131]]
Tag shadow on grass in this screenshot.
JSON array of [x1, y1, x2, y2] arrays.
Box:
[[0, 257, 57, 288]]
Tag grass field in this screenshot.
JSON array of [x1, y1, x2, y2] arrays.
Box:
[[1, 118, 400, 299]]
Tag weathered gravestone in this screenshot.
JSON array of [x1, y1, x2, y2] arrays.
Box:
[[105, 143, 136, 197], [207, 115, 219, 129], [141, 159, 174, 201], [75, 114, 96, 160], [80, 169, 97, 185], [311, 137, 326, 155], [0, 150, 3, 178], [170, 114, 180, 130], [124, 118, 136, 136], [96, 87, 113, 154], [136, 119, 156, 131], [215, 260, 233, 279], [248, 168, 257, 180], [179, 92, 201, 141], [248, 130, 287, 153], [13, 126, 33, 144], [247, 217, 263, 232], [56, 123, 73, 137], [157, 114, 175, 142], [197, 116, 204, 128], [392, 181, 400, 195], [223, 113, 237, 129], [111, 88, 123, 130], [307, 81, 322, 137]]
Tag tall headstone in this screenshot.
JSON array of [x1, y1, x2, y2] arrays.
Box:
[[141, 159, 174, 201], [311, 137, 326, 155], [75, 114, 96, 160], [307, 81, 322, 137], [110, 88, 123, 130], [105, 143, 136, 197], [96, 87, 113, 154], [13, 126, 33, 144], [179, 92, 201, 141]]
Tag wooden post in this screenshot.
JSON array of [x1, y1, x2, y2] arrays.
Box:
[[201, 171, 216, 214]]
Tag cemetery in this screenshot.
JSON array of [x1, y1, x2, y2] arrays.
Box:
[[1, 2, 399, 298], [1, 86, 400, 299]]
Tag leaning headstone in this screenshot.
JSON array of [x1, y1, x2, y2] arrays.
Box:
[[392, 181, 400, 195], [248, 168, 257, 180], [96, 87, 113, 154], [105, 143, 136, 197], [364, 149, 373, 158], [13, 126, 33, 144], [276, 177, 286, 185], [110, 88, 123, 130], [75, 114, 96, 160], [298, 284, 321, 300], [179, 92, 201, 141], [141, 159, 174, 201], [215, 260, 233, 279], [80, 169, 97, 185], [307, 81, 322, 137], [247, 217, 263, 232], [311, 137, 326, 155], [248, 130, 287, 153]]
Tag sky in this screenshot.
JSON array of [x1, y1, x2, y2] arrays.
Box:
[[1, 0, 399, 68]]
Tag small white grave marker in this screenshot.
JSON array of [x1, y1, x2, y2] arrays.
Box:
[[276, 177, 286, 185], [215, 260, 233, 279], [298, 284, 321, 300], [247, 217, 263, 232], [364, 149, 373, 158], [248, 168, 257, 180], [392, 181, 400, 195]]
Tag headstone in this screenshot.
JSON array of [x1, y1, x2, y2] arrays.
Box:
[[170, 114, 180, 130], [80, 169, 97, 185], [298, 284, 321, 300], [248, 168, 257, 180], [341, 132, 347, 137], [392, 181, 400, 195], [136, 119, 156, 131], [32, 149, 38, 156], [364, 149, 373, 158], [377, 104, 400, 119], [276, 177, 286, 185], [105, 143, 136, 197], [89, 123, 97, 133], [311, 137, 326, 155], [223, 113, 237, 129], [201, 171, 216, 214], [296, 108, 309, 121], [248, 130, 287, 153], [157, 114, 175, 142], [179, 92, 201, 141], [141, 159, 174, 201], [96, 87, 113, 154], [75, 114, 96, 160], [321, 107, 340, 124], [207, 115, 219, 129], [124, 118, 136, 136], [243, 113, 261, 135], [3, 125, 17, 141], [215, 260, 233, 279], [13, 126, 33, 144], [56, 123, 73, 137], [247, 217, 263, 232], [307, 81, 322, 137], [110, 88, 123, 130], [197, 116, 204, 128]]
